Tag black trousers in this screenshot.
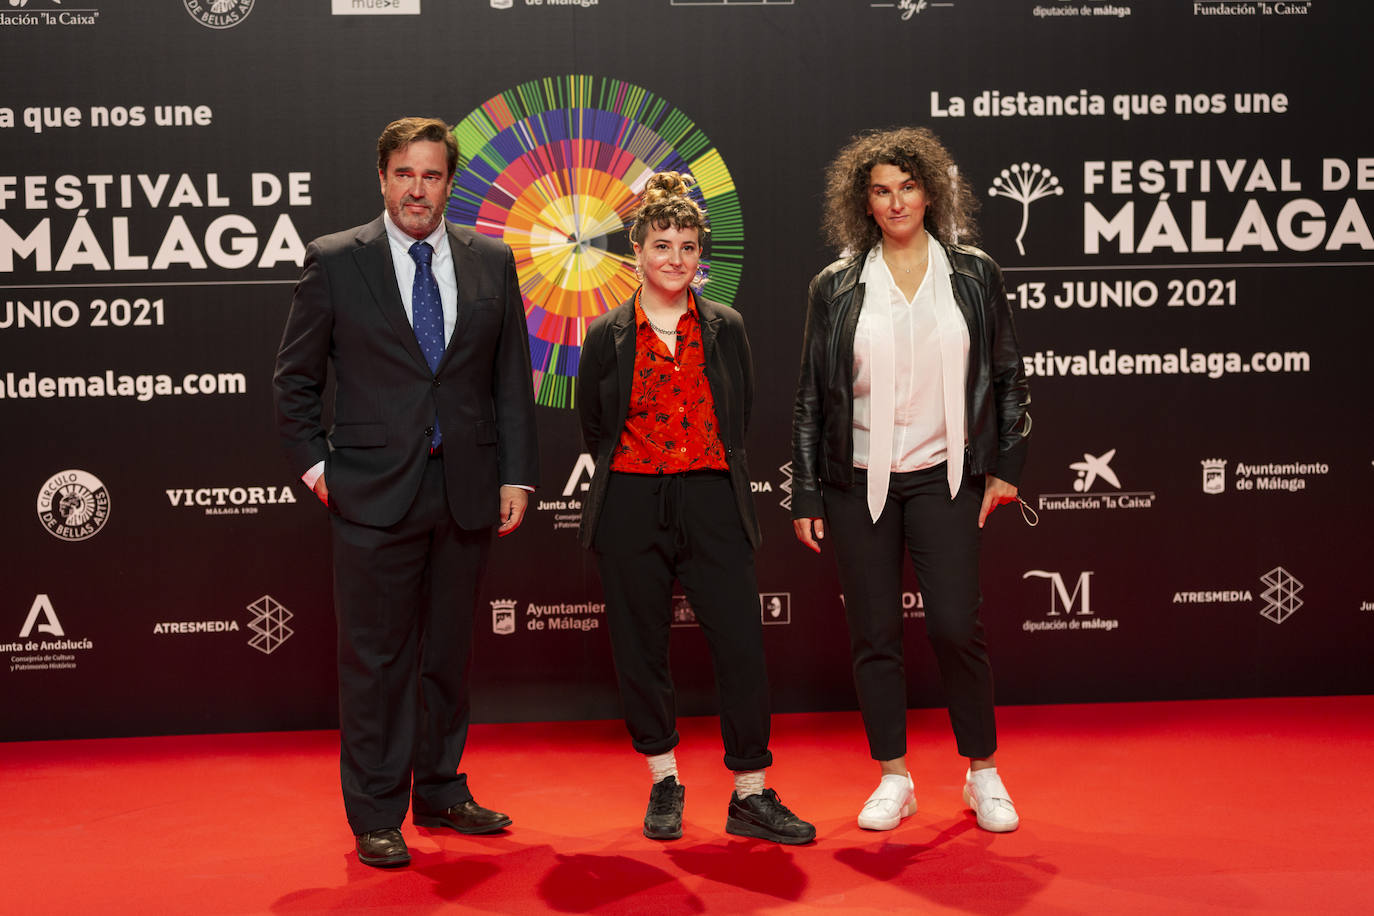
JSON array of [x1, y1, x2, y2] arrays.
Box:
[[593, 471, 773, 772], [824, 463, 997, 761], [330, 454, 491, 835]]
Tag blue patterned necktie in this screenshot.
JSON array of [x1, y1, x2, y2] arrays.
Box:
[[409, 240, 444, 449]]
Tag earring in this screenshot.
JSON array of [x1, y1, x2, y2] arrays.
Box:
[[692, 263, 708, 289]]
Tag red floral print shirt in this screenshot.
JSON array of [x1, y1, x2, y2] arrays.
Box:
[[610, 290, 729, 474]]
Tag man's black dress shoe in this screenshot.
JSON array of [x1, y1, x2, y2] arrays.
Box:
[[643, 775, 685, 840], [355, 827, 411, 868], [725, 788, 817, 845], [413, 799, 513, 834]]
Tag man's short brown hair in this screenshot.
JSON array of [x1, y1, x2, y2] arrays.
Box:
[[377, 117, 459, 177]]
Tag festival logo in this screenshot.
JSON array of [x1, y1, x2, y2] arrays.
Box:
[[246, 595, 293, 654], [988, 162, 1064, 255], [446, 75, 743, 411], [183, 0, 253, 29], [36, 469, 111, 541]]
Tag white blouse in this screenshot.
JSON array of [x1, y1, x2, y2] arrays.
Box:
[[852, 242, 970, 475]]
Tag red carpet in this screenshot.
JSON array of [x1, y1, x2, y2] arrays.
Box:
[[3, 696, 1371, 914]]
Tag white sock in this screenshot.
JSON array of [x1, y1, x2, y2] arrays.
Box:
[[733, 769, 765, 798], [647, 750, 678, 784]]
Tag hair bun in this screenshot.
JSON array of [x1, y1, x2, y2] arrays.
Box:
[[643, 171, 691, 204]]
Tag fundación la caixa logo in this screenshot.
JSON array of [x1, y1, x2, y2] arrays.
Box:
[[1037, 448, 1156, 512], [1, 1, 99, 27]]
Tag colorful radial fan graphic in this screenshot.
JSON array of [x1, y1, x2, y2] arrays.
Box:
[[447, 75, 744, 410]]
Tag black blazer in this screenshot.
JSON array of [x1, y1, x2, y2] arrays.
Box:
[[575, 294, 760, 550], [273, 217, 539, 529]]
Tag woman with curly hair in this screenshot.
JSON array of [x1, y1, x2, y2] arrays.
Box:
[[791, 128, 1031, 833], [577, 172, 815, 845]]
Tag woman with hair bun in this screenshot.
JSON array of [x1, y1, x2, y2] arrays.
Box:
[[792, 128, 1032, 834], [577, 172, 814, 845]]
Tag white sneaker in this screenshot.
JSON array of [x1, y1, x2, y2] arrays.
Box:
[[963, 767, 1019, 832], [857, 773, 916, 830]]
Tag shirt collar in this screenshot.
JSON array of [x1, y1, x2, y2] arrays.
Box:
[[382, 210, 448, 255], [633, 287, 698, 328]]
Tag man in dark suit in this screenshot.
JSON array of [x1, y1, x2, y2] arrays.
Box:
[[273, 117, 539, 869]]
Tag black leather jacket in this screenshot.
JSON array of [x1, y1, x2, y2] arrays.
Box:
[[790, 240, 1031, 520]]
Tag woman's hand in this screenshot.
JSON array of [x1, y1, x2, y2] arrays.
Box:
[[793, 517, 825, 553], [979, 476, 1018, 529]]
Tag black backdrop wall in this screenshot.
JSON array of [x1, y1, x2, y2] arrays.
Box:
[[3, 1, 1371, 742]]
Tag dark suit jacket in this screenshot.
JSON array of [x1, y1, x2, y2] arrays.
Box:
[[575, 293, 760, 550], [274, 216, 539, 529]]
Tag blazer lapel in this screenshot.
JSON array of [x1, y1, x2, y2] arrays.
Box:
[[442, 222, 482, 368], [696, 295, 721, 366], [611, 297, 638, 423], [351, 217, 430, 371]]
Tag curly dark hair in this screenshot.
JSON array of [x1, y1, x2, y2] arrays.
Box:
[[629, 171, 709, 246], [821, 126, 979, 253]]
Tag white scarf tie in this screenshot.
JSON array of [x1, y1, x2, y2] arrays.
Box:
[[861, 240, 967, 523]]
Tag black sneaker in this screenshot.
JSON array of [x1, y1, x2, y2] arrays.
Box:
[[725, 788, 816, 845], [644, 775, 685, 840]]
